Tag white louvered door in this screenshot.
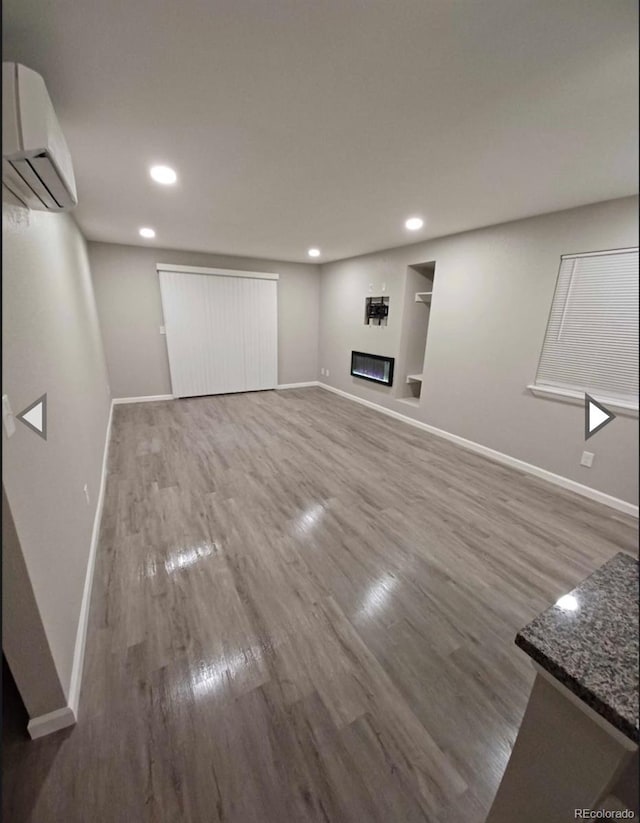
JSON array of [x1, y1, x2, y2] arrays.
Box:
[[158, 266, 278, 398]]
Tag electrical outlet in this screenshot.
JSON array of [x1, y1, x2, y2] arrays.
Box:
[[160, 325, 166, 335], [83, 483, 90, 505], [2, 394, 16, 438], [381, 282, 386, 292], [325, 369, 330, 377], [580, 451, 595, 468], [320, 368, 325, 376]]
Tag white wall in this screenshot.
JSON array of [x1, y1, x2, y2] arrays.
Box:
[[319, 196, 639, 506], [2, 203, 111, 703], [2, 486, 67, 718], [89, 242, 320, 398]]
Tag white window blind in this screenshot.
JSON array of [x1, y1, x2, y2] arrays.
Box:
[[534, 248, 639, 408]]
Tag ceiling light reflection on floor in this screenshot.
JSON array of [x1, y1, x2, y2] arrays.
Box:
[[358, 573, 398, 620], [190, 649, 261, 699], [190, 659, 227, 698], [163, 541, 216, 575], [292, 503, 326, 534]]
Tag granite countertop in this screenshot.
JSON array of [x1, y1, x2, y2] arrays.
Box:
[[516, 551, 639, 743]]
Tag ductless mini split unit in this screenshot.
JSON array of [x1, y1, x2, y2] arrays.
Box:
[[2, 62, 78, 211]]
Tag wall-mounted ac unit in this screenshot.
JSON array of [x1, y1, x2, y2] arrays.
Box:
[[2, 62, 78, 211]]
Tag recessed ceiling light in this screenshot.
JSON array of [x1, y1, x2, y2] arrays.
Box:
[[308, 248, 321, 258], [150, 165, 177, 185], [139, 227, 156, 239], [405, 217, 424, 231]]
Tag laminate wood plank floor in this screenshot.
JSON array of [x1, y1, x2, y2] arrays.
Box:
[[4, 387, 637, 823]]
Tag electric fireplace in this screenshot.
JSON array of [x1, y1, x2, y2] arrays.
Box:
[[350, 351, 394, 386]]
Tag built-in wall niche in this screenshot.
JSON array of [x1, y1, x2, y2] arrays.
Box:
[[364, 296, 389, 326], [397, 261, 435, 407]]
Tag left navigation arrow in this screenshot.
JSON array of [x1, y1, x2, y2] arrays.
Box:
[[17, 393, 47, 440]]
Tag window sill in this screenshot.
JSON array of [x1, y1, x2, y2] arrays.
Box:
[[527, 385, 639, 418]]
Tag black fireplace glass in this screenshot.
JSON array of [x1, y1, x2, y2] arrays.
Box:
[[350, 351, 394, 386]]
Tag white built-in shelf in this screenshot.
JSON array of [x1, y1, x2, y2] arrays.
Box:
[[415, 291, 433, 303], [398, 396, 421, 407], [406, 374, 423, 383]]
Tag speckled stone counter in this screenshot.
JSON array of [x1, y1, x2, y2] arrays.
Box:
[[487, 552, 639, 823], [516, 551, 639, 743]]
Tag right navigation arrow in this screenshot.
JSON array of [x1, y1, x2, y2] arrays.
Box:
[[585, 394, 615, 440]]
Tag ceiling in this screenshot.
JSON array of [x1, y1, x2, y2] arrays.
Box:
[[3, 0, 638, 263]]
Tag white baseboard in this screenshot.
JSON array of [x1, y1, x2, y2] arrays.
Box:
[[27, 706, 77, 740], [276, 381, 320, 390], [112, 394, 174, 405], [317, 383, 638, 518], [67, 399, 114, 719], [115, 388, 321, 400]]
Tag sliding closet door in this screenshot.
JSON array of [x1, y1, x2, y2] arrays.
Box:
[[159, 268, 278, 398], [242, 277, 278, 392]]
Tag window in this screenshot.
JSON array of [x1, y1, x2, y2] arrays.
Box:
[[530, 248, 639, 411]]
